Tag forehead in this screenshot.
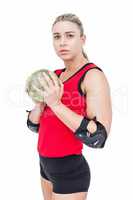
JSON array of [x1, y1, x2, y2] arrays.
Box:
[[52, 21, 80, 34]]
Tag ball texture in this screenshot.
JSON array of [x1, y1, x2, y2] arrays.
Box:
[[25, 69, 61, 103]]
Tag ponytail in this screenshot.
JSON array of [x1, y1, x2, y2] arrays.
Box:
[[82, 48, 89, 60]]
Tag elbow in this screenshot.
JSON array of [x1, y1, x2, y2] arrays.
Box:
[[27, 118, 40, 133]]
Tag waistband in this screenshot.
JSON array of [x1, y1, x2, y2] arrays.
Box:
[[39, 153, 83, 160]]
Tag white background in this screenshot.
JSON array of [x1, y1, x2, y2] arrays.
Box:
[[0, 0, 132, 199]]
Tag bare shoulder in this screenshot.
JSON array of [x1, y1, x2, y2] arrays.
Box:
[[82, 68, 110, 94], [83, 68, 112, 134]]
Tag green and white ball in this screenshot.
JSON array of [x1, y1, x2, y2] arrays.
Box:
[[25, 69, 61, 103]]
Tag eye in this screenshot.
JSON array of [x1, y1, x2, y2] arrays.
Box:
[[53, 35, 60, 39], [67, 34, 74, 38]]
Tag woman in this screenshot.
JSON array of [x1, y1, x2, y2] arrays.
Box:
[[27, 13, 112, 200]]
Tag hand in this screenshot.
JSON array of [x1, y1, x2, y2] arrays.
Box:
[[32, 71, 64, 108]]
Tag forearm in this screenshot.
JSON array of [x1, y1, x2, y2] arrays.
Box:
[[28, 103, 45, 124], [50, 102, 108, 148], [26, 103, 46, 133], [50, 102, 97, 133]]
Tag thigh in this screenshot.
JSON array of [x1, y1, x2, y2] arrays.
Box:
[[40, 155, 50, 181], [40, 176, 53, 200], [45, 154, 91, 195], [39, 155, 54, 199], [52, 191, 88, 200]]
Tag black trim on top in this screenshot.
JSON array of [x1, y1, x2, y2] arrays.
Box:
[[57, 62, 93, 83], [78, 66, 103, 96]]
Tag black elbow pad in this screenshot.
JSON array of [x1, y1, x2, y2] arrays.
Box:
[[75, 116, 108, 148], [26, 110, 40, 133]]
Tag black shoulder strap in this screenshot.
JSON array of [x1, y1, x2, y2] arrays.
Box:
[[78, 66, 103, 96]]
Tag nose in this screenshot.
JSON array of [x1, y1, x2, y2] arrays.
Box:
[[60, 36, 67, 46]]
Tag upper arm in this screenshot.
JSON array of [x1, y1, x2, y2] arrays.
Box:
[[84, 69, 112, 135]]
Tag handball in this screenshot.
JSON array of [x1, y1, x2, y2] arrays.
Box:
[[25, 69, 61, 103]]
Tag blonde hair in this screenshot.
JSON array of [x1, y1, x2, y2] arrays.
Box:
[[52, 13, 89, 60]]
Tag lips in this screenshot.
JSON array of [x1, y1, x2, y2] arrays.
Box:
[[59, 50, 69, 55], [59, 49, 69, 52]]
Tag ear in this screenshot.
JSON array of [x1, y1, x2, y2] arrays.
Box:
[[81, 34, 86, 45]]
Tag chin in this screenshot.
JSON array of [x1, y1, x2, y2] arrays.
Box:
[[59, 54, 74, 61]]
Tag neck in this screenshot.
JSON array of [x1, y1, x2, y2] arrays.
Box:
[[63, 53, 89, 72]]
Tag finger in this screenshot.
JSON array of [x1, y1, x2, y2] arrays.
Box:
[[37, 74, 49, 90], [37, 74, 48, 86], [43, 90, 49, 97], [48, 71, 60, 87], [32, 84, 45, 97], [59, 80, 64, 98], [42, 72, 53, 87], [59, 79, 63, 87]]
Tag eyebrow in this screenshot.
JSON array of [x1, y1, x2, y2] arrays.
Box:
[[53, 31, 75, 35]]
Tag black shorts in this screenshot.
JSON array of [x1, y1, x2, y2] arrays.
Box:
[[39, 153, 91, 194]]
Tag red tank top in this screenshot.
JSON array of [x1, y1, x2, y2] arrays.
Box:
[[37, 62, 102, 157]]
